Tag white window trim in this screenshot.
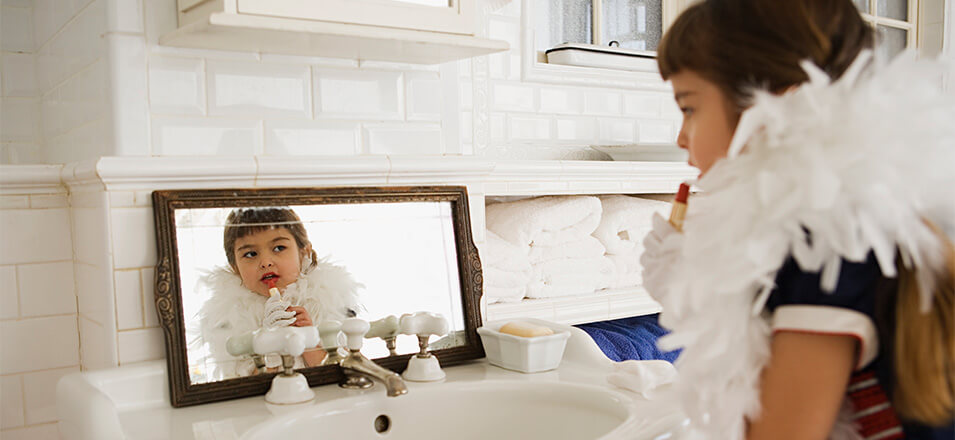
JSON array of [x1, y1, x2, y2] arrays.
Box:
[[859, 0, 919, 48], [520, 0, 693, 91]]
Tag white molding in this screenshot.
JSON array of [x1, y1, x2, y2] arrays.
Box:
[[0, 165, 66, 195], [162, 10, 509, 65], [2, 156, 695, 194], [487, 287, 662, 324]]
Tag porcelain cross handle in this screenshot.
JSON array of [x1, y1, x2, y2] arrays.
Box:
[[399, 312, 448, 338], [341, 318, 370, 351]]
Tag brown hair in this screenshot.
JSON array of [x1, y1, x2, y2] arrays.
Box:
[[658, 0, 874, 110], [659, 0, 954, 425], [892, 225, 955, 425], [223, 207, 317, 272]]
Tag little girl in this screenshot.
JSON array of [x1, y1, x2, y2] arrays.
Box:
[[639, 0, 955, 438], [197, 207, 362, 380]]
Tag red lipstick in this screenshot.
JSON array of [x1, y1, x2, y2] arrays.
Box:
[[263, 275, 280, 298], [669, 182, 690, 232]]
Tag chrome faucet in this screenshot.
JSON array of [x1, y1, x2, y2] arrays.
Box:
[[338, 318, 408, 397]]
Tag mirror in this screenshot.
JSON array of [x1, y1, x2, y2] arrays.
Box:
[[153, 186, 484, 407]]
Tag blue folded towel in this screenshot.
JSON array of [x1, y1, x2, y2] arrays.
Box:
[[575, 314, 680, 363]]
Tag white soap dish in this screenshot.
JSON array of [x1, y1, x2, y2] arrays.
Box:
[[477, 319, 570, 373]]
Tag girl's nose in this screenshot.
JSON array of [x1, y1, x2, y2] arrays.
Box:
[[676, 126, 689, 150], [260, 259, 273, 268]]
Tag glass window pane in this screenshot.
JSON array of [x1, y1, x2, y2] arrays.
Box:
[[877, 25, 907, 59], [535, 0, 593, 51], [600, 0, 662, 51], [852, 0, 869, 13], [876, 0, 907, 20]]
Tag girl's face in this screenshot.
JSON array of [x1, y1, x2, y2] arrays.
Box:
[[670, 70, 739, 177], [232, 227, 308, 297]]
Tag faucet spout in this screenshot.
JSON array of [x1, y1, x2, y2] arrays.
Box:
[[340, 350, 408, 397]]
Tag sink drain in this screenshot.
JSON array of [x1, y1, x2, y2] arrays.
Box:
[[374, 414, 391, 434]]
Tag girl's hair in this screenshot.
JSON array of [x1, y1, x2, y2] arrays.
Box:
[[223, 207, 318, 272], [658, 0, 874, 110], [893, 224, 955, 425], [659, 0, 954, 425]]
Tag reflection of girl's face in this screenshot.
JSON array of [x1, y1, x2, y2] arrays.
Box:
[[232, 227, 305, 297]]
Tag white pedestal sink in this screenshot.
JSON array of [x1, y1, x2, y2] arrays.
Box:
[[57, 325, 686, 440], [242, 380, 634, 440]]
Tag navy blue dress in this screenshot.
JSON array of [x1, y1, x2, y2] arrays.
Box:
[[767, 252, 954, 439]]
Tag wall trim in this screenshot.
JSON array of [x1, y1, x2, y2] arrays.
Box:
[[0, 164, 66, 195], [3, 156, 696, 194]]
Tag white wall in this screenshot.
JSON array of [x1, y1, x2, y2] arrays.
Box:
[[1, 0, 41, 163], [0, 0, 680, 437], [0, 174, 79, 440]]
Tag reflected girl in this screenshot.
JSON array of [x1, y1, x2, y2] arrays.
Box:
[[196, 207, 362, 380]]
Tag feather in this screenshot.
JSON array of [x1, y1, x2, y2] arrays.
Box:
[[623, 51, 955, 439]]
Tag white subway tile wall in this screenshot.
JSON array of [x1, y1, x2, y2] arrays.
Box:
[[208, 61, 311, 118], [265, 120, 360, 156], [147, 55, 205, 115], [114, 269, 144, 330], [110, 208, 157, 269], [314, 68, 403, 120], [117, 327, 164, 364], [0, 0, 688, 435]]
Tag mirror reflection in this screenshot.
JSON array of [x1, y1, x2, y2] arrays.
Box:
[[176, 202, 465, 384]]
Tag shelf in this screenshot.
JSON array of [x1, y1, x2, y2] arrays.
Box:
[[486, 286, 662, 326], [160, 12, 510, 65]]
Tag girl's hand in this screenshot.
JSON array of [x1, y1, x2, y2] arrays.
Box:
[[640, 212, 684, 301], [286, 306, 313, 327]]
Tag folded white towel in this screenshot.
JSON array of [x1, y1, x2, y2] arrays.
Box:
[[524, 256, 616, 298], [485, 266, 533, 289], [483, 230, 532, 271], [593, 195, 670, 255], [485, 285, 526, 304], [528, 236, 606, 264], [525, 282, 596, 298], [607, 359, 677, 398], [607, 251, 643, 288], [486, 196, 602, 246], [534, 256, 615, 287]]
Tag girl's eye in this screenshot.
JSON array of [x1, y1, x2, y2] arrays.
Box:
[[680, 107, 694, 116], [272, 245, 286, 253], [242, 250, 257, 259]]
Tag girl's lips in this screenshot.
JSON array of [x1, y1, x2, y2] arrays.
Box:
[[260, 273, 278, 283]]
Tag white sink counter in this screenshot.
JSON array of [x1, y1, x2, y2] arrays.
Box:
[[57, 326, 686, 440]]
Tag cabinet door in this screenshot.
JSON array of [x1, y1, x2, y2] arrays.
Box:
[[236, 0, 475, 35]]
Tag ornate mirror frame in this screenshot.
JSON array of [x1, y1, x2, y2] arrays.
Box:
[[152, 186, 484, 407]]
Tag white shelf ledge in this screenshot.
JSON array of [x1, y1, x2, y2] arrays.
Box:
[[486, 286, 662, 326], [160, 12, 510, 64]]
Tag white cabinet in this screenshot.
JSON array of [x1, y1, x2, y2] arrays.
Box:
[[235, 0, 474, 35], [164, 0, 508, 64]]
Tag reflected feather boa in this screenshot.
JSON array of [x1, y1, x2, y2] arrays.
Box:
[[651, 52, 955, 439], [195, 258, 363, 377]]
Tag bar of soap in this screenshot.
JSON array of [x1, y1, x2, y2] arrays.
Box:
[[499, 321, 555, 337]]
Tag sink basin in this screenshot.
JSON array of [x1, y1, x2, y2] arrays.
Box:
[[240, 380, 639, 440]]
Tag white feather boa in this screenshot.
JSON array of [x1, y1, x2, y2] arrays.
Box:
[[194, 258, 362, 379], [649, 52, 955, 439]]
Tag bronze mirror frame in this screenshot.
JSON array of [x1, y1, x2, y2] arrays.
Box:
[[152, 186, 484, 407]]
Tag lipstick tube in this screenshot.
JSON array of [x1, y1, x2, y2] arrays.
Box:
[[669, 182, 690, 232]]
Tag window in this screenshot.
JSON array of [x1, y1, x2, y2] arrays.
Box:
[[534, 0, 666, 53], [853, 0, 918, 58]]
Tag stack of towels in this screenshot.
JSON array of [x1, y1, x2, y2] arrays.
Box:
[[482, 195, 671, 304], [592, 195, 670, 288]]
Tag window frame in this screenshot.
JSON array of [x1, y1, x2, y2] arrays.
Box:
[[520, 0, 691, 91], [858, 0, 920, 50]]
